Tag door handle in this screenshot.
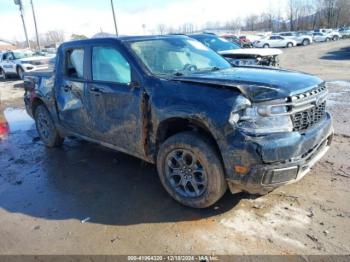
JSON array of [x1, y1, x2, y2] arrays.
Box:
[[90, 87, 101, 93], [64, 84, 72, 92]]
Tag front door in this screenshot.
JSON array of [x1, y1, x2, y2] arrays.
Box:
[[2, 52, 16, 74], [55, 47, 91, 135], [85, 45, 144, 155]]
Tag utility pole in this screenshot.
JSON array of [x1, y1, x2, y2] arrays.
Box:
[[30, 0, 41, 50], [110, 0, 119, 36], [14, 0, 30, 48]]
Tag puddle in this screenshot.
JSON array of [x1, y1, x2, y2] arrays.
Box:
[[3, 108, 35, 132]]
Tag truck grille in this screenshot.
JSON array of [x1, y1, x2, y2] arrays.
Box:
[[291, 101, 326, 132]]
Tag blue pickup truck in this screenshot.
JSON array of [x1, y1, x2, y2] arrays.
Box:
[[24, 35, 333, 208]]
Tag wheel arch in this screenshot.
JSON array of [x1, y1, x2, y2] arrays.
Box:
[[31, 97, 45, 116], [16, 64, 24, 72], [155, 117, 224, 167]]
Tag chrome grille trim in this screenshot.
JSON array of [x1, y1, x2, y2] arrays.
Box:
[[256, 84, 328, 117]]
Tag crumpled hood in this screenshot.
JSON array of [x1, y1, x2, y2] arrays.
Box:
[[175, 67, 324, 102], [218, 48, 283, 57]]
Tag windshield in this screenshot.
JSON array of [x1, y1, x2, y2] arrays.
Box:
[[129, 37, 231, 77], [13, 51, 34, 59], [191, 35, 241, 52]]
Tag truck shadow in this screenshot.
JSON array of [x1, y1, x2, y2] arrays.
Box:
[[0, 133, 245, 226], [321, 46, 350, 61]]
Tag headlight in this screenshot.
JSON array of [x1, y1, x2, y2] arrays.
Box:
[[229, 96, 293, 135]]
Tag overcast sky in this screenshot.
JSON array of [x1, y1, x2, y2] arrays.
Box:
[[0, 0, 288, 42]]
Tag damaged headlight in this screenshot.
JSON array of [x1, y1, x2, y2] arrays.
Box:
[[229, 96, 293, 135]]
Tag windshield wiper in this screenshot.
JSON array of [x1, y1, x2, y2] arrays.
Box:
[[211, 66, 220, 71]]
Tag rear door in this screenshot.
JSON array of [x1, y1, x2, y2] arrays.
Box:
[[85, 44, 144, 155], [55, 47, 92, 135]]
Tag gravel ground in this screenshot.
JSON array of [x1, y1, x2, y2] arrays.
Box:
[[0, 40, 349, 255]]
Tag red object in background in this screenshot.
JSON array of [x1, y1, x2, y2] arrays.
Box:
[[239, 36, 250, 42], [0, 120, 9, 138]]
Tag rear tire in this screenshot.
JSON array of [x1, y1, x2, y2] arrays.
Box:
[[287, 42, 293, 48], [325, 38, 330, 42], [34, 104, 64, 147], [157, 131, 227, 208]]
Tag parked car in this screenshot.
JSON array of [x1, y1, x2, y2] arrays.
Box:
[[279, 32, 313, 46], [253, 35, 297, 48], [312, 32, 332, 42], [339, 28, 350, 39], [220, 34, 242, 46], [190, 34, 282, 66], [239, 35, 253, 48], [314, 29, 341, 41], [24, 36, 333, 208], [0, 50, 51, 80]]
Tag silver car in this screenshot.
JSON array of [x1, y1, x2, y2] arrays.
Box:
[[0, 50, 51, 80]]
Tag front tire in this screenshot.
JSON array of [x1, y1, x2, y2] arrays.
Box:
[[157, 132, 227, 208], [302, 39, 310, 46], [17, 66, 24, 80], [263, 44, 269, 48], [0, 68, 6, 81], [34, 105, 64, 147]]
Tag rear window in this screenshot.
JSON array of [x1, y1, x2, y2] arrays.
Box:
[[64, 48, 84, 79]]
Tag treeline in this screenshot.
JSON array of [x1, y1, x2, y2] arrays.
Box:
[[156, 0, 350, 34]]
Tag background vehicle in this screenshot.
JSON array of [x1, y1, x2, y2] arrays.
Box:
[[0, 50, 50, 80], [314, 29, 341, 41], [312, 32, 331, 42], [220, 34, 242, 46], [190, 34, 282, 66], [253, 35, 297, 48], [24, 36, 332, 208], [239, 35, 253, 48], [339, 28, 350, 39], [279, 32, 313, 46]]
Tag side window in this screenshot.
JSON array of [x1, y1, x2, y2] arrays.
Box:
[[270, 36, 276, 40], [92, 47, 131, 84], [65, 48, 84, 79], [4, 53, 13, 60]]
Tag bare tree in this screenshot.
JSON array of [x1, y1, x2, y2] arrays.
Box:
[[45, 30, 65, 44], [156, 24, 167, 35], [245, 15, 259, 31], [224, 18, 242, 31]]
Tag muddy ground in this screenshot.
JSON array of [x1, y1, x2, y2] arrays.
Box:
[[0, 40, 349, 255]]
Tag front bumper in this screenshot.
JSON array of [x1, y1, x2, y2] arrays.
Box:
[[223, 112, 333, 195]]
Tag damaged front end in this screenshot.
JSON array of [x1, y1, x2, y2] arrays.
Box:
[[222, 83, 333, 195], [223, 54, 279, 67]]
